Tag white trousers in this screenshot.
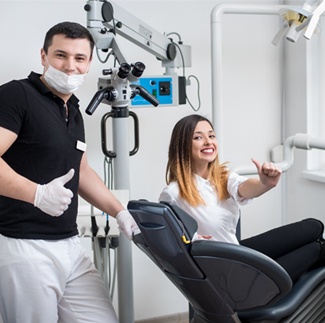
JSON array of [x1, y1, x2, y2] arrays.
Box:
[[0, 234, 118, 323]]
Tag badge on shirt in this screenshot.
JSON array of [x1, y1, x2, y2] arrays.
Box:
[[76, 140, 87, 152]]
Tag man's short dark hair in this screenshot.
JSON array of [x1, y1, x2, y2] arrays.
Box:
[[43, 21, 95, 59]]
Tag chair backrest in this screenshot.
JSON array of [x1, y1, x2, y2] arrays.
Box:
[[128, 200, 293, 323], [128, 199, 204, 279]]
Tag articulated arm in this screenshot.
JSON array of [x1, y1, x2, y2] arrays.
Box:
[[234, 133, 325, 175], [84, 0, 191, 68]]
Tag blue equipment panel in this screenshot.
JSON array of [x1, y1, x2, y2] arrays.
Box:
[[131, 77, 174, 107]]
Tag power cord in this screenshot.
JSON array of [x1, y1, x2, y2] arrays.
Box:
[[169, 35, 201, 111]]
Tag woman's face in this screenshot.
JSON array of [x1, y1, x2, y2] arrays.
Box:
[[191, 121, 218, 170]]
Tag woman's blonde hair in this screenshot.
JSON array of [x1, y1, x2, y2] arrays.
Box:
[[165, 114, 229, 206]]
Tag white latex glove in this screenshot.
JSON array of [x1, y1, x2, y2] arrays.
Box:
[[116, 210, 140, 240], [34, 169, 75, 217]]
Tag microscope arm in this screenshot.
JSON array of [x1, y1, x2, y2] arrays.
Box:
[[84, 0, 191, 68]]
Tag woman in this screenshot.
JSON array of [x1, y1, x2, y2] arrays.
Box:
[[159, 114, 325, 282]]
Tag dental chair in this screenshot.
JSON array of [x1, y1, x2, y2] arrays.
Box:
[[127, 199, 325, 323]]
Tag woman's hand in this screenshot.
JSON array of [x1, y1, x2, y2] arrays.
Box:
[[198, 234, 212, 239], [238, 158, 282, 199], [251, 158, 282, 189]]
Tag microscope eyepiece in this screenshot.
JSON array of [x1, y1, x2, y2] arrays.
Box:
[[118, 63, 131, 79], [131, 62, 146, 78]]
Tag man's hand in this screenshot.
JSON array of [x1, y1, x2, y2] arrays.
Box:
[[34, 169, 74, 216], [116, 210, 140, 240]]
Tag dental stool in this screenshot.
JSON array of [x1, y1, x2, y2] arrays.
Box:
[[127, 199, 325, 323]]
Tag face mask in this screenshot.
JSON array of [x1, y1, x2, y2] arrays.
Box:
[[44, 64, 87, 94]]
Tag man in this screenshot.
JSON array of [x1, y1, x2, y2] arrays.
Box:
[[0, 21, 138, 323]]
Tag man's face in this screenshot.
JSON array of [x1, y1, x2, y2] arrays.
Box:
[[41, 34, 92, 75]]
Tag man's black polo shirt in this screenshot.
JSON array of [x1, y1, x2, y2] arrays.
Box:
[[0, 72, 85, 239]]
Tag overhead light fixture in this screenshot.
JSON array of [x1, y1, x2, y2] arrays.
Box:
[[272, 0, 324, 45]]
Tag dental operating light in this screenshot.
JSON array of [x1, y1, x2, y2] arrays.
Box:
[[273, 0, 324, 45]]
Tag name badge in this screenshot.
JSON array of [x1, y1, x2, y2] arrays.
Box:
[[76, 140, 87, 152]]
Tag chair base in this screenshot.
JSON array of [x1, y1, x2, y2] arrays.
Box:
[[191, 312, 241, 323]]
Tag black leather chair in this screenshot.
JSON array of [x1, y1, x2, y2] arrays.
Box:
[[128, 199, 325, 323]]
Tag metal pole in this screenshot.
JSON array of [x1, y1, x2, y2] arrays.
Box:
[[112, 113, 134, 323]]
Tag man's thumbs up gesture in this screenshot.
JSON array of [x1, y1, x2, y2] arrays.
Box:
[[34, 169, 75, 216]]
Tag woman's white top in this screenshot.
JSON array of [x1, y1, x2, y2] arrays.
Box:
[[159, 172, 252, 244]]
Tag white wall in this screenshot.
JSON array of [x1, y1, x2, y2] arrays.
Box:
[[283, 18, 325, 226], [213, 5, 284, 238], [2, 0, 324, 321]]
